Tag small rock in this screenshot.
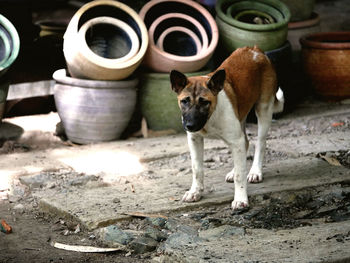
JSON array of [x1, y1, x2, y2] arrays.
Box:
[[144, 226, 168, 242], [146, 217, 167, 228], [112, 198, 121, 204], [19, 173, 51, 188], [97, 225, 134, 246], [129, 237, 158, 254], [13, 203, 25, 214], [68, 175, 97, 186], [159, 232, 203, 252], [164, 218, 178, 232]]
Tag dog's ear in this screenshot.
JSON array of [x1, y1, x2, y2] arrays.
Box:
[[170, 70, 188, 94], [207, 69, 226, 95]]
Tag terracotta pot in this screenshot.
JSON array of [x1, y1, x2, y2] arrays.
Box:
[[280, 0, 315, 22], [215, 0, 290, 52], [78, 16, 140, 65], [53, 69, 138, 144], [156, 26, 203, 54], [300, 32, 350, 100], [63, 0, 148, 80], [139, 0, 218, 73], [140, 69, 210, 132], [288, 12, 320, 63]]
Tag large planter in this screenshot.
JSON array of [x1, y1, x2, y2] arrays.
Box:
[[63, 0, 148, 80], [215, 0, 290, 52], [140, 69, 210, 132], [0, 14, 20, 121], [300, 32, 350, 101], [280, 0, 315, 22], [288, 12, 320, 63], [53, 69, 138, 144], [139, 0, 218, 73]]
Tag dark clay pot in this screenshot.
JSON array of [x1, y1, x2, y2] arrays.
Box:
[[300, 32, 350, 101]]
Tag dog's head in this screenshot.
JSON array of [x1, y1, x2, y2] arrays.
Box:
[[170, 69, 226, 132]]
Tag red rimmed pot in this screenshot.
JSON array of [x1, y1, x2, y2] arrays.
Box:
[[300, 32, 350, 101], [139, 0, 218, 73], [63, 0, 148, 80]]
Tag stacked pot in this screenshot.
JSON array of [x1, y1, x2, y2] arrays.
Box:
[[54, 0, 148, 144], [0, 14, 20, 121], [138, 0, 218, 132]]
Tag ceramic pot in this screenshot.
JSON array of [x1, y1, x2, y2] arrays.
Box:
[[215, 0, 290, 52], [139, 0, 218, 73], [280, 0, 315, 22], [0, 14, 20, 121], [288, 12, 320, 63], [53, 69, 138, 144], [140, 69, 210, 132], [300, 32, 350, 100], [156, 26, 203, 54], [78, 16, 140, 65], [63, 0, 148, 80]]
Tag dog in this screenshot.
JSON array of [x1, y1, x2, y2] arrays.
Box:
[[170, 46, 284, 210]]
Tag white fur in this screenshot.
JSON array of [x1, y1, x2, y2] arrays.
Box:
[[183, 88, 282, 210]]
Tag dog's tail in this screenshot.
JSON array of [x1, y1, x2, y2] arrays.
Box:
[[273, 87, 284, 113]]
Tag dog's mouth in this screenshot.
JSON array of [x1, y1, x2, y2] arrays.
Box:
[[182, 114, 208, 132]]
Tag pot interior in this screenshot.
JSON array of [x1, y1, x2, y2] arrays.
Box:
[[142, 1, 212, 42], [85, 23, 132, 59], [78, 5, 141, 44], [234, 10, 276, 24], [162, 30, 198, 56]]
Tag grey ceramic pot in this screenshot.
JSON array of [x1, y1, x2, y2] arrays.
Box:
[[53, 69, 138, 144]]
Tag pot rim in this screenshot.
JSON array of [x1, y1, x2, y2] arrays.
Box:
[[148, 13, 209, 59], [0, 30, 11, 65], [139, 0, 218, 60], [288, 12, 320, 30], [141, 68, 211, 79], [0, 14, 20, 70], [64, 0, 148, 69], [156, 26, 203, 54], [233, 10, 275, 24], [216, 0, 290, 31], [53, 69, 139, 88], [78, 16, 140, 67], [300, 31, 350, 50]]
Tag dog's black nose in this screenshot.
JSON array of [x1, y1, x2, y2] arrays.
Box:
[[185, 123, 196, 131]]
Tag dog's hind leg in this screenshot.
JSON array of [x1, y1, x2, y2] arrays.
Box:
[[247, 97, 274, 183], [182, 132, 204, 202]]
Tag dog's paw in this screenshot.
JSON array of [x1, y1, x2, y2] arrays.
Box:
[[225, 170, 235, 183], [182, 190, 202, 202], [247, 172, 263, 183], [231, 200, 249, 211]]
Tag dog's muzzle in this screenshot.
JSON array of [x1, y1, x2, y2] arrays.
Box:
[[182, 109, 208, 132]]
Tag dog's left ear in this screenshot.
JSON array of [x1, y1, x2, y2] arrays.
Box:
[[207, 69, 226, 95], [170, 70, 188, 94]]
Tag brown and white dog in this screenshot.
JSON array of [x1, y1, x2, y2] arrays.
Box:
[[170, 46, 284, 210]]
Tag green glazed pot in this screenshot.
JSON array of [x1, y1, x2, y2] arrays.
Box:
[[215, 0, 290, 52], [140, 69, 210, 132], [0, 14, 20, 121]]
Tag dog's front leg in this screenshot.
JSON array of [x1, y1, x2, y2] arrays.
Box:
[[227, 134, 249, 210], [182, 132, 204, 202]]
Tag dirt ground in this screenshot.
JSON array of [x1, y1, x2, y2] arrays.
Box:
[[0, 96, 349, 262]]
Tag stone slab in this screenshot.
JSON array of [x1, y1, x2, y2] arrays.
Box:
[[7, 80, 54, 100], [36, 157, 350, 230], [158, 220, 350, 263]]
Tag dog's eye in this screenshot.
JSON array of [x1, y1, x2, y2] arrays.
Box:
[[199, 97, 211, 106], [180, 97, 190, 106]]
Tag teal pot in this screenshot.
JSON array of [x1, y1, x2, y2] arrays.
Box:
[[0, 14, 20, 78], [287, 12, 320, 63], [215, 0, 290, 52], [53, 69, 138, 144], [139, 0, 218, 73], [63, 0, 148, 80], [140, 69, 210, 132], [280, 0, 315, 22]]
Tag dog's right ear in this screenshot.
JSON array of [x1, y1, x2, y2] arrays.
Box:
[[170, 70, 188, 94]]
